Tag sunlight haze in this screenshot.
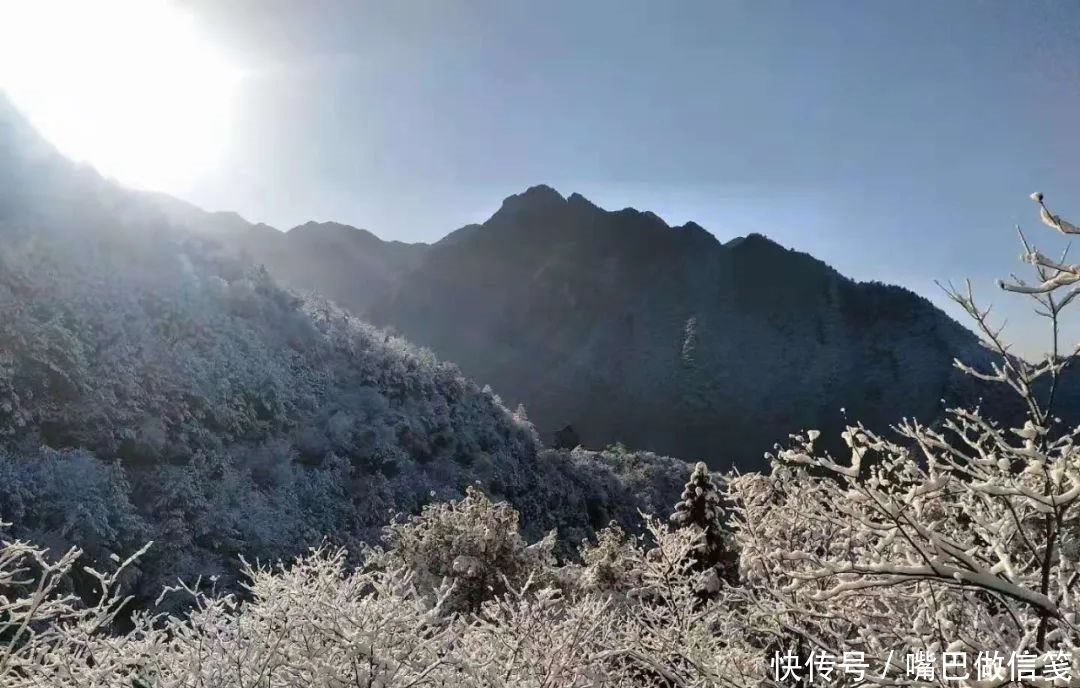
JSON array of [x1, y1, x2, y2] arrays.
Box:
[[0, 0, 240, 192]]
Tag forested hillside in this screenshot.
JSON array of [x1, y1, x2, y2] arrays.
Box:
[[0, 96, 686, 604]]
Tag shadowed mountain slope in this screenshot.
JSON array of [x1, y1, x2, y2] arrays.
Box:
[[361, 185, 998, 467]]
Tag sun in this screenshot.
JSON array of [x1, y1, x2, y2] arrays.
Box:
[[0, 0, 240, 192]]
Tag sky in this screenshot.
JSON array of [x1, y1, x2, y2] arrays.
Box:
[[4, 1, 1080, 357]]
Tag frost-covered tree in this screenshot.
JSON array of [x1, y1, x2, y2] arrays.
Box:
[[0, 524, 154, 687], [579, 521, 641, 595], [0, 500, 762, 687], [380, 486, 557, 614], [724, 193, 1080, 686], [670, 461, 738, 594]]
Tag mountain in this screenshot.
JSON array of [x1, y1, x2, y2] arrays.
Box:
[[143, 181, 1017, 470], [151, 180, 1009, 469], [270, 221, 426, 313], [358, 185, 1000, 467], [144, 193, 429, 315], [0, 95, 687, 604]]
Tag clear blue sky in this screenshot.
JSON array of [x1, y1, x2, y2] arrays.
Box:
[[118, 2, 1080, 355]]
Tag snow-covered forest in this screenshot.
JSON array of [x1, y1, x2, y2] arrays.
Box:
[[4, 171, 1080, 685], [0, 190, 690, 609]]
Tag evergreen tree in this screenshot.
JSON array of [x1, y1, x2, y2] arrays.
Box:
[[670, 462, 738, 595]]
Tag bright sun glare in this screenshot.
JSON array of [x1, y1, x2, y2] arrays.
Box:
[[0, 0, 239, 192]]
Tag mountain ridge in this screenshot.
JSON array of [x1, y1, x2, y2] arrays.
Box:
[[128, 170, 1003, 468], [141, 173, 938, 332]]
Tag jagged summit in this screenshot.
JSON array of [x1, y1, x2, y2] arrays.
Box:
[[722, 232, 828, 269], [566, 191, 600, 211], [441, 185, 731, 272], [490, 184, 568, 222], [464, 187, 722, 250], [515, 183, 565, 203], [724, 232, 780, 249]]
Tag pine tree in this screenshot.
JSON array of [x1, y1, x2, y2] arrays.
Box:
[[670, 462, 738, 595]]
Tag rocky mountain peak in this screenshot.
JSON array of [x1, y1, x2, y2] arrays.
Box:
[[490, 184, 568, 223]]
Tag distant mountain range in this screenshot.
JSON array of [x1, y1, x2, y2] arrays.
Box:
[[149, 182, 1015, 469]]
